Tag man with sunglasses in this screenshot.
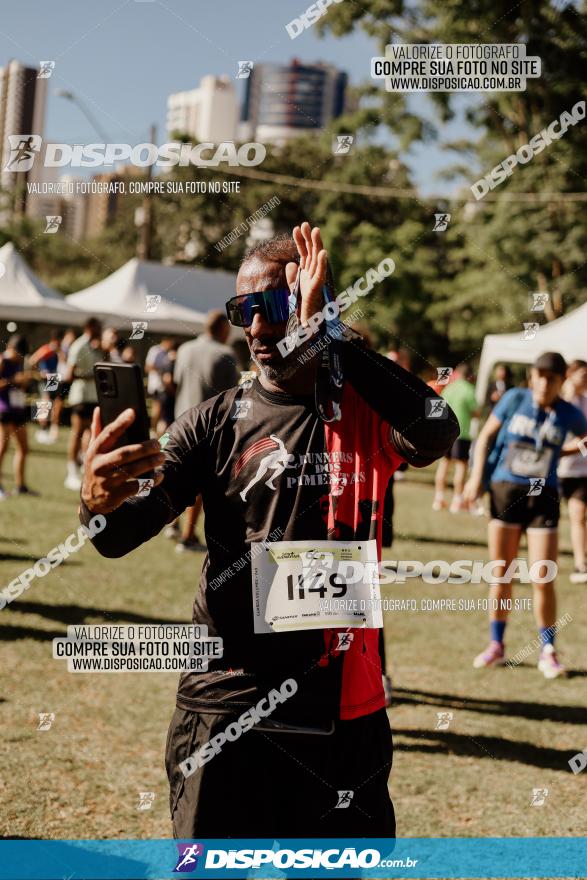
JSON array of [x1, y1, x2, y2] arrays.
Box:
[[79, 222, 458, 841]]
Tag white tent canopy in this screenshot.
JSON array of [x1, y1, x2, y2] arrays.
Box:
[[69, 257, 238, 336], [0, 241, 86, 325], [476, 301, 587, 403]]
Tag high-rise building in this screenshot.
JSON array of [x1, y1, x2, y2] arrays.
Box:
[[241, 60, 347, 145], [0, 59, 47, 212], [166, 74, 238, 142]]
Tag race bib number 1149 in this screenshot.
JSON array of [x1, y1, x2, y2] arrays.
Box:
[[251, 540, 383, 634]]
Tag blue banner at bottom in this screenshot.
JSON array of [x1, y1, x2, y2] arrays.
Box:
[[1, 838, 586, 879]]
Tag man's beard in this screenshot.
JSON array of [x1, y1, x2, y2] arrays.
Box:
[[251, 335, 319, 384], [251, 351, 300, 383]]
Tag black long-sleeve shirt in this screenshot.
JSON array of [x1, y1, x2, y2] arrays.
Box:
[[80, 341, 458, 724]]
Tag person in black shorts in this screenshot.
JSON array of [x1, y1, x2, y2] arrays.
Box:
[[465, 353, 587, 677], [0, 335, 37, 497]]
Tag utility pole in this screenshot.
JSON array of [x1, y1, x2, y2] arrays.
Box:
[[137, 123, 156, 260]]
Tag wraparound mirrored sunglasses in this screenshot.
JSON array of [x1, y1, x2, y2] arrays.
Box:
[[225, 288, 294, 328]]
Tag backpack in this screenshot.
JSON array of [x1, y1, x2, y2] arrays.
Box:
[[483, 388, 527, 490]]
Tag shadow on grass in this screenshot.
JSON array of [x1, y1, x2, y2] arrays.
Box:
[[2, 600, 188, 634], [394, 727, 577, 771], [0, 552, 82, 564], [393, 687, 587, 725], [393, 533, 574, 557]]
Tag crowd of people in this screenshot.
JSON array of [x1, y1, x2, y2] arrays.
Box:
[[1, 221, 586, 841], [0, 312, 241, 556]]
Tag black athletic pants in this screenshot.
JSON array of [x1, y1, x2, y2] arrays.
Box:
[[166, 707, 395, 839]]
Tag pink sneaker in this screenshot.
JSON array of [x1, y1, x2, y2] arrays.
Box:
[[473, 640, 506, 669], [538, 644, 566, 679]]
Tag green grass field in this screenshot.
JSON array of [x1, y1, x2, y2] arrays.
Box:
[[1, 433, 586, 843]]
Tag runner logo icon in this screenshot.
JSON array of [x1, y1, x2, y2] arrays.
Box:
[[174, 843, 204, 872], [235, 435, 295, 501], [4, 134, 42, 172]]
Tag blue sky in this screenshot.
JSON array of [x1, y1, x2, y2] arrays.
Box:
[[0, 0, 476, 194]]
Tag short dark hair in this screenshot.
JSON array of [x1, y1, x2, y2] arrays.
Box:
[[568, 359, 587, 373], [84, 317, 101, 333], [206, 309, 229, 337], [241, 235, 299, 269]]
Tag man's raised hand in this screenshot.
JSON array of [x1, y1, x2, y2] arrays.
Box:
[[285, 222, 329, 326]]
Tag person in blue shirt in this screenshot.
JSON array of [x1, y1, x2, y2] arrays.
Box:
[[464, 352, 587, 678]]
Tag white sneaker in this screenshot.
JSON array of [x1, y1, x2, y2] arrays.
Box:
[[64, 473, 82, 491], [570, 568, 587, 584], [0, 486, 8, 502], [538, 643, 566, 679], [449, 496, 466, 514], [35, 430, 51, 444]]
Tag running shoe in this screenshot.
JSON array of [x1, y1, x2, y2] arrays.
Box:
[[175, 538, 207, 554], [164, 523, 181, 540], [64, 473, 82, 491], [473, 640, 506, 668], [0, 486, 7, 502], [570, 567, 587, 584], [538, 643, 566, 679], [449, 496, 466, 514], [432, 496, 447, 511], [12, 485, 39, 497], [469, 500, 487, 517]]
